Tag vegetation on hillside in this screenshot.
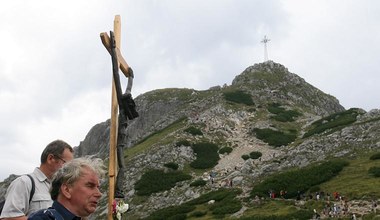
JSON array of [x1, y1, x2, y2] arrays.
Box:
[[242, 154, 250, 160], [164, 162, 179, 170], [219, 146, 233, 154], [175, 139, 191, 147], [368, 166, 380, 177], [250, 151, 263, 159], [239, 210, 313, 220], [144, 189, 242, 220], [250, 160, 349, 198], [252, 128, 297, 147], [126, 118, 187, 161], [303, 108, 361, 138], [189, 179, 207, 187], [184, 126, 203, 136], [223, 90, 254, 106], [190, 142, 220, 169], [370, 152, 380, 160], [135, 169, 191, 196], [267, 103, 302, 122]]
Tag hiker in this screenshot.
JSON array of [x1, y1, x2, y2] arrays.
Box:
[[313, 209, 320, 219], [1, 140, 74, 219], [372, 199, 378, 214], [28, 157, 105, 219], [351, 213, 357, 220]]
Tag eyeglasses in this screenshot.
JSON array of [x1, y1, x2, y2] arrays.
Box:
[[54, 155, 67, 164]]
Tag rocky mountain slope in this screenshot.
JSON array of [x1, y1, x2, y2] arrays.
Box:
[[1, 61, 379, 219], [73, 61, 380, 219]]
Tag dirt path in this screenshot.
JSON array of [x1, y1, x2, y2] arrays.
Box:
[[214, 118, 281, 172]]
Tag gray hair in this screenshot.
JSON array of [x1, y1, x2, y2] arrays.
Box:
[[40, 140, 73, 164], [50, 157, 106, 200]]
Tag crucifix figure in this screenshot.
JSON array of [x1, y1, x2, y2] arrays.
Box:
[[100, 15, 138, 220]]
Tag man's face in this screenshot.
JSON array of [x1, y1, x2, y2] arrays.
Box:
[[52, 148, 74, 171], [68, 168, 102, 217]]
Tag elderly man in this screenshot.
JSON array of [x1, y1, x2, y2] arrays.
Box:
[[1, 140, 74, 220], [28, 157, 105, 220]]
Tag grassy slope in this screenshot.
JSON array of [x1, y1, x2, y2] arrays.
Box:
[[319, 152, 380, 199], [232, 151, 380, 219], [124, 118, 187, 162]]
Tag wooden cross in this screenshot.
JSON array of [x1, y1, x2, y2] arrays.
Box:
[[100, 15, 131, 220]]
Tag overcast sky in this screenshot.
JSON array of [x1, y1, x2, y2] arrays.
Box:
[[1, 0, 379, 181]]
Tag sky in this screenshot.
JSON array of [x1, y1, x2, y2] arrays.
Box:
[[1, 0, 380, 181]]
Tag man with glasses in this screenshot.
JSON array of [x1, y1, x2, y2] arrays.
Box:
[[0, 140, 74, 220]]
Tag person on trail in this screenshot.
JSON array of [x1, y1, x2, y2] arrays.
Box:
[[372, 199, 378, 214], [28, 157, 105, 220], [1, 140, 74, 220]]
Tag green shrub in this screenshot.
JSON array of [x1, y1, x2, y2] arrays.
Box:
[[175, 140, 191, 147], [135, 170, 191, 196], [146, 189, 241, 220], [167, 214, 186, 220], [184, 126, 203, 136], [252, 128, 296, 147], [190, 142, 220, 169], [164, 162, 179, 170], [370, 152, 380, 160], [188, 189, 241, 205], [219, 147, 233, 154], [309, 185, 321, 193], [242, 154, 250, 160], [251, 160, 349, 198], [267, 103, 284, 114], [239, 210, 313, 220], [190, 179, 207, 187], [368, 166, 380, 177], [303, 108, 360, 138], [190, 211, 207, 217], [210, 199, 242, 215], [267, 103, 302, 122], [144, 204, 195, 220], [247, 108, 256, 112], [250, 151, 262, 159], [223, 90, 254, 106]]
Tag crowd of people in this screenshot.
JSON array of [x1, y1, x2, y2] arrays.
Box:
[[265, 189, 378, 219], [0, 140, 105, 220]]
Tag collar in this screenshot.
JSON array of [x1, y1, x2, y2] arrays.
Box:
[[52, 201, 82, 220], [33, 167, 50, 183]]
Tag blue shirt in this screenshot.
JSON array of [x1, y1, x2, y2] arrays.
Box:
[[28, 201, 81, 220]]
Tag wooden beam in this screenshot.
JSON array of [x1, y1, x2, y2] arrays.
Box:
[[100, 32, 131, 78], [107, 15, 121, 220]]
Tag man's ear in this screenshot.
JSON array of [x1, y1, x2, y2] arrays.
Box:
[[47, 153, 56, 164], [60, 183, 72, 199]]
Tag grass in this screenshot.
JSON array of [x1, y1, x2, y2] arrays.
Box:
[[219, 147, 233, 154], [319, 152, 380, 199], [190, 142, 220, 169], [250, 159, 349, 198], [303, 108, 361, 138], [124, 118, 187, 162], [252, 128, 297, 147], [242, 200, 307, 217], [267, 103, 302, 122], [135, 169, 192, 196], [184, 126, 203, 136], [144, 189, 242, 220], [144, 88, 195, 103], [223, 90, 254, 106], [249, 151, 262, 159]]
